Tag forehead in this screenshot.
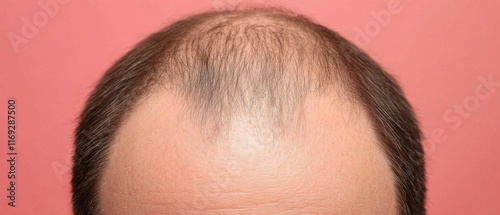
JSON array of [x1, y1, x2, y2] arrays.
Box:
[[100, 90, 397, 214]]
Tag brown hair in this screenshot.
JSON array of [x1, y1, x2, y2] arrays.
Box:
[[72, 7, 425, 215]]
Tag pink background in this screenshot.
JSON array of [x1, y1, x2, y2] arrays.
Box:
[[1, 0, 499, 214]]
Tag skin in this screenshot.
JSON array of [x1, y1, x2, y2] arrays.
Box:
[[100, 87, 398, 214]]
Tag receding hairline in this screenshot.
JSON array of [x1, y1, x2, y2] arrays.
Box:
[[72, 7, 425, 215]]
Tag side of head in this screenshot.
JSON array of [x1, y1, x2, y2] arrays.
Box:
[[72, 7, 425, 215]]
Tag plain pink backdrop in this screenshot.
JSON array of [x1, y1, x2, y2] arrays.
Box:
[[1, 0, 499, 214]]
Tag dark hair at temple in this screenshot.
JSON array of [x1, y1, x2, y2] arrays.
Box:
[[72, 7, 425, 215]]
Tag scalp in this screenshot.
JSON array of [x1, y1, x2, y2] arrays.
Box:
[[73, 7, 425, 215]]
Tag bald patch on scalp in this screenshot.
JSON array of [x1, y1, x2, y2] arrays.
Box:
[[100, 88, 397, 214]]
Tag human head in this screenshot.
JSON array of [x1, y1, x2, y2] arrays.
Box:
[[72, 7, 425, 215]]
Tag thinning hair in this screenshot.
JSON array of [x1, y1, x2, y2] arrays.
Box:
[[72, 7, 425, 215]]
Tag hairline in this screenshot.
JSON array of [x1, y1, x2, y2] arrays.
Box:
[[72, 7, 425, 215]]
